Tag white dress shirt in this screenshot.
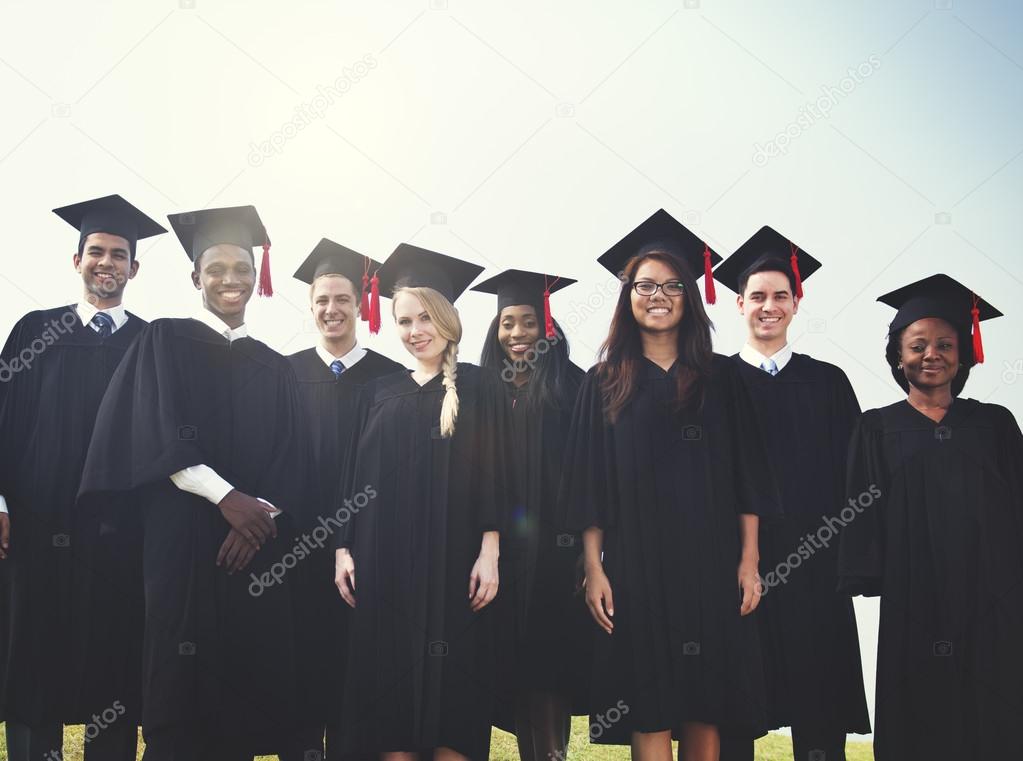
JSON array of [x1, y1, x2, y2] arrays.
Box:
[[739, 342, 793, 374], [168, 308, 278, 516], [315, 341, 367, 370], [0, 303, 130, 514]]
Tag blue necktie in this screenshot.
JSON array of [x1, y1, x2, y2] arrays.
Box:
[[330, 359, 346, 378], [91, 312, 114, 338], [760, 357, 779, 376]]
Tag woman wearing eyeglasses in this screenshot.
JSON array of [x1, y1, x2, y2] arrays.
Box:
[[560, 213, 778, 761]]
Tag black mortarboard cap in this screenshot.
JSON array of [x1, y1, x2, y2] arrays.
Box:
[[713, 225, 822, 297], [878, 273, 1002, 364], [168, 205, 275, 296], [597, 209, 722, 303], [471, 269, 577, 339], [293, 238, 382, 285], [375, 243, 484, 303], [53, 194, 166, 258]]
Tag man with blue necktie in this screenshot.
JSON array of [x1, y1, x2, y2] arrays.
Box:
[[281, 239, 402, 761], [0, 195, 166, 761], [713, 227, 871, 761]]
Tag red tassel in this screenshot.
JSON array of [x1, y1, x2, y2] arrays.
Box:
[[369, 272, 381, 335], [972, 294, 984, 364], [258, 240, 273, 297], [543, 289, 555, 340], [702, 244, 716, 305], [790, 243, 804, 299], [360, 271, 370, 322]]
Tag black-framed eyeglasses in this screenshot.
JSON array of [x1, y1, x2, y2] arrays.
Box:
[[632, 280, 685, 297]]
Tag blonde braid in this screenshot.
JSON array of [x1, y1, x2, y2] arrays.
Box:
[[439, 340, 459, 437]]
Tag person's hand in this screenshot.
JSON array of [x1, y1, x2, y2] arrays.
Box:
[[738, 557, 762, 616], [583, 563, 614, 634], [0, 513, 10, 560], [468, 551, 499, 612], [335, 548, 356, 608], [217, 528, 257, 573], [218, 490, 276, 549]]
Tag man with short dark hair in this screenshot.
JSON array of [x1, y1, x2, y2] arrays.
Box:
[[79, 205, 306, 761], [714, 227, 871, 761], [0, 194, 165, 761]]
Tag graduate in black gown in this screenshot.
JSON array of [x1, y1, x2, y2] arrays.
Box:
[[838, 274, 1023, 761], [78, 205, 307, 761], [283, 239, 402, 761], [472, 269, 589, 761], [713, 228, 870, 761], [560, 210, 778, 761], [0, 195, 165, 761], [333, 244, 510, 761]]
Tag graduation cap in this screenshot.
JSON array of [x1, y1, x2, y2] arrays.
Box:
[[471, 269, 577, 340], [878, 274, 1002, 364], [376, 243, 484, 304], [713, 225, 822, 298], [53, 194, 166, 258], [597, 209, 722, 304], [293, 238, 386, 334], [167, 206, 275, 297]]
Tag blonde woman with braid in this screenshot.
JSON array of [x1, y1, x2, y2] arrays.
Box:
[[333, 245, 510, 761]]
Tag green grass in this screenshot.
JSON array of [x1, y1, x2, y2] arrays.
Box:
[[1, 720, 873, 759]]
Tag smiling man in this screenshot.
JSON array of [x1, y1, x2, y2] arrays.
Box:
[[714, 227, 870, 761], [78, 205, 307, 761], [0, 195, 165, 761], [282, 238, 401, 761]]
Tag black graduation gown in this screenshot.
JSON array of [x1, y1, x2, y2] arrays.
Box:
[[731, 353, 870, 734], [284, 347, 403, 730], [559, 355, 779, 744], [336, 363, 510, 759], [77, 317, 307, 753], [494, 364, 590, 728], [0, 305, 146, 726], [838, 399, 1023, 760]]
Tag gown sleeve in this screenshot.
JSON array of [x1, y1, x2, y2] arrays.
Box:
[[336, 382, 373, 550], [837, 410, 887, 597], [558, 367, 618, 532], [470, 366, 512, 534]]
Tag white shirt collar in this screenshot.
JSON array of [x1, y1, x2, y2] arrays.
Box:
[[191, 306, 248, 342], [315, 341, 366, 369], [75, 301, 129, 332], [739, 342, 793, 372]]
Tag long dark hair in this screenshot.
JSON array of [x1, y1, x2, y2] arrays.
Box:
[[597, 246, 714, 423], [480, 313, 574, 414], [885, 323, 973, 397]]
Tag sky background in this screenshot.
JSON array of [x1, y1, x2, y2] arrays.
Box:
[[3, 0, 1022, 736]]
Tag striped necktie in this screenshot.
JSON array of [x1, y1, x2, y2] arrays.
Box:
[[330, 359, 346, 378], [91, 312, 114, 338], [760, 357, 779, 376]]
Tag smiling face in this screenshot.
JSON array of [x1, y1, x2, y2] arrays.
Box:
[[630, 258, 685, 333], [311, 275, 358, 345], [899, 317, 960, 391], [191, 244, 255, 327], [498, 304, 541, 363], [394, 290, 447, 365], [73, 232, 138, 307], [738, 270, 798, 344]]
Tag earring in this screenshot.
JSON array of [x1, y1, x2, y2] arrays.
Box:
[[897, 362, 903, 369]]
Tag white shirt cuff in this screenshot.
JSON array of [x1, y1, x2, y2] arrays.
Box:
[[169, 466, 280, 517], [0, 495, 8, 514]]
